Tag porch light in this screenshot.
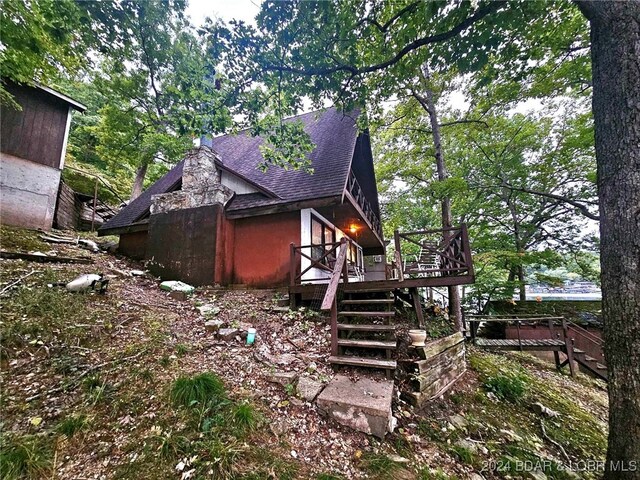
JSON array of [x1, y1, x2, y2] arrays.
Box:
[[349, 224, 358, 234]]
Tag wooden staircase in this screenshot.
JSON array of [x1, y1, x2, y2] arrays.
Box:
[[329, 294, 398, 376], [573, 348, 608, 381]]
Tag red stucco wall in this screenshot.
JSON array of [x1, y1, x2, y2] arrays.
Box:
[[230, 211, 300, 287]]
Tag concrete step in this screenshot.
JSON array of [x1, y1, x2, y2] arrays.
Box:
[[329, 355, 397, 370], [338, 311, 395, 317], [338, 339, 396, 349], [316, 375, 395, 438], [337, 323, 396, 332]]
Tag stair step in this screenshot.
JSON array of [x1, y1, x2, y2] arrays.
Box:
[[574, 348, 585, 354], [341, 299, 394, 305], [338, 311, 395, 317], [337, 323, 396, 332], [584, 355, 597, 362], [329, 355, 397, 370], [596, 364, 607, 370], [338, 339, 397, 349]]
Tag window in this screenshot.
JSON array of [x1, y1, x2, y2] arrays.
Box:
[[311, 215, 336, 265]]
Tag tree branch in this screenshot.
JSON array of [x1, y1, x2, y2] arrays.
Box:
[[501, 183, 600, 221], [265, 1, 505, 76]]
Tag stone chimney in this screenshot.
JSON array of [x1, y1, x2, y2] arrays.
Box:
[[150, 146, 233, 214]]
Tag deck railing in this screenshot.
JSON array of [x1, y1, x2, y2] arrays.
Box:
[[346, 171, 383, 239], [392, 224, 473, 281]]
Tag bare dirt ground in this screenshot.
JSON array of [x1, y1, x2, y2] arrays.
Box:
[[0, 227, 608, 480]]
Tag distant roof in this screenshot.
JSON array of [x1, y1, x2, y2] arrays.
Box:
[[100, 108, 361, 233], [36, 84, 86, 112]]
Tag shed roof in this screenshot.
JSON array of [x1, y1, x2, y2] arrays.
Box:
[[100, 108, 360, 233]]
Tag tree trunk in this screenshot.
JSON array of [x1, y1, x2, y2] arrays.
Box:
[[517, 264, 526, 302], [420, 66, 463, 332], [576, 2, 640, 477], [130, 163, 148, 201]]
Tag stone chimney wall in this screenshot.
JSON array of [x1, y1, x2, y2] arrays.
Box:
[[150, 147, 234, 215]]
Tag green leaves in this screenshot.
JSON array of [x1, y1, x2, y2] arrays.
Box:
[[256, 119, 315, 172]]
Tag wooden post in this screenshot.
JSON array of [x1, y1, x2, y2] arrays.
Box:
[[91, 178, 98, 232], [410, 287, 425, 329], [289, 243, 296, 287], [330, 297, 338, 356], [460, 223, 474, 277], [342, 239, 349, 284], [562, 318, 576, 377], [394, 229, 404, 282], [549, 318, 561, 369], [516, 320, 523, 351]]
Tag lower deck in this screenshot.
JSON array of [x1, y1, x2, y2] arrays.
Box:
[[474, 338, 566, 351], [289, 273, 475, 299]]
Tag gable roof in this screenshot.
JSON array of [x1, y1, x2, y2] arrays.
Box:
[[100, 108, 360, 233]]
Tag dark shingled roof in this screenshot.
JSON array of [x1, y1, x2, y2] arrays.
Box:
[[100, 108, 360, 232]]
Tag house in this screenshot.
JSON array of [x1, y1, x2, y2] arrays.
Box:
[[99, 108, 386, 287], [1, 80, 86, 230], [99, 107, 475, 380]]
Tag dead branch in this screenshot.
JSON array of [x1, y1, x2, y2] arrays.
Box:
[[0, 270, 36, 295]]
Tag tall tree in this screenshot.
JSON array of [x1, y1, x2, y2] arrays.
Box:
[[92, 0, 233, 200], [575, 2, 640, 476]]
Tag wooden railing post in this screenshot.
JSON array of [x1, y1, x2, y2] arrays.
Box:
[[342, 239, 349, 284], [461, 223, 474, 277], [289, 243, 296, 287], [330, 296, 338, 356], [394, 229, 404, 281], [516, 320, 523, 351], [320, 238, 348, 311]]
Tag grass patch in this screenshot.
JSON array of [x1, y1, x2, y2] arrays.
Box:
[[231, 401, 260, 434], [0, 268, 108, 355], [466, 349, 607, 476], [242, 447, 299, 480], [57, 414, 90, 438], [449, 444, 475, 464], [175, 343, 190, 356], [360, 452, 404, 480], [483, 370, 528, 403], [170, 372, 226, 409], [0, 225, 49, 252], [0, 434, 53, 479]]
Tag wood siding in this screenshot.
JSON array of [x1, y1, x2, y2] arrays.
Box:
[[1, 82, 69, 169], [54, 181, 81, 230]]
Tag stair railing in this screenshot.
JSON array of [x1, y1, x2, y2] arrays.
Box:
[[565, 320, 605, 363], [318, 238, 349, 356]]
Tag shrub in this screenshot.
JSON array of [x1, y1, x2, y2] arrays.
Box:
[[483, 371, 528, 403], [170, 372, 226, 408]]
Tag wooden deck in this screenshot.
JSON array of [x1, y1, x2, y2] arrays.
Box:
[[289, 274, 475, 298], [474, 338, 566, 351]]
